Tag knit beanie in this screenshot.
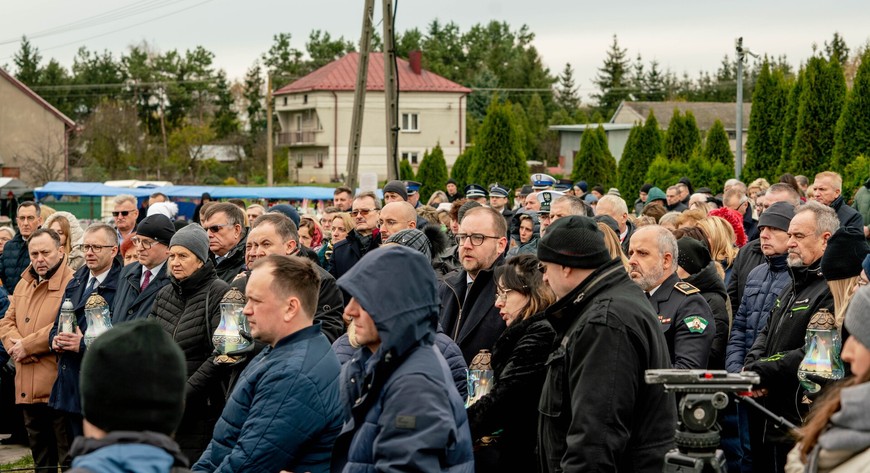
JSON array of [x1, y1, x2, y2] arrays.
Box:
[[758, 201, 795, 232], [386, 229, 432, 260], [677, 237, 712, 275], [845, 286, 870, 348], [708, 207, 748, 248], [383, 180, 408, 201], [538, 216, 612, 269], [640, 183, 653, 194], [268, 204, 300, 228], [80, 320, 186, 435], [821, 227, 870, 281], [170, 224, 209, 263], [136, 214, 176, 246]]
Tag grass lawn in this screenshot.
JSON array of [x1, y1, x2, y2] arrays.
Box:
[[0, 454, 34, 472]]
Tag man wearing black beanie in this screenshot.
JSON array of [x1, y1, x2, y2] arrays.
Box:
[[536, 216, 676, 472], [112, 214, 175, 324]]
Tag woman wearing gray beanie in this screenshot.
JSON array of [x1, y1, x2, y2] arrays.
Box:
[[149, 224, 229, 463], [786, 286, 870, 472]]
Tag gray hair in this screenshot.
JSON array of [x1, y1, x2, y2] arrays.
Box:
[[596, 195, 628, 216], [112, 194, 137, 207], [355, 191, 382, 210], [85, 222, 119, 247], [553, 195, 588, 216], [766, 183, 802, 206], [796, 200, 840, 236]]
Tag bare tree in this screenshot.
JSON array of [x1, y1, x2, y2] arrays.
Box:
[[14, 133, 67, 185]]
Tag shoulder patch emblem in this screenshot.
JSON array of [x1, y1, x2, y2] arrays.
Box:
[[685, 316, 708, 333], [674, 281, 700, 295]]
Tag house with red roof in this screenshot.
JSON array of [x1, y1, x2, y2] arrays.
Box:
[[0, 67, 75, 186], [274, 51, 471, 183]]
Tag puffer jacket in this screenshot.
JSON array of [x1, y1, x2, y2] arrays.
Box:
[[0, 232, 29, 294], [150, 260, 229, 462], [727, 238, 765, 317], [48, 258, 123, 414], [211, 230, 247, 284], [682, 261, 731, 370], [68, 431, 190, 473], [745, 259, 834, 443], [193, 324, 343, 473], [332, 246, 474, 473], [0, 258, 74, 404], [44, 211, 85, 271], [726, 253, 790, 373], [332, 328, 469, 400], [467, 311, 556, 472]]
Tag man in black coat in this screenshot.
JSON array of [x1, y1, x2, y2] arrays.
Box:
[[813, 171, 864, 232], [48, 223, 124, 467], [536, 216, 675, 472], [629, 225, 715, 369], [744, 201, 837, 472], [113, 215, 175, 324], [439, 206, 507, 364], [201, 203, 248, 283], [0, 201, 41, 294], [330, 192, 381, 284]]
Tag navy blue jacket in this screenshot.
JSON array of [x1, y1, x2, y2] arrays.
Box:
[[725, 254, 790, 373], [332, 329, 469, 400], [48, 258, 123, 414], [112, 261, 171, 325], [193, 324, 343, 473], [332, 246, 474, 473], [0, 233, 29, 294]]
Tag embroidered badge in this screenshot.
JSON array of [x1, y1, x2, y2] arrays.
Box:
[[685, 316, 708, 333]]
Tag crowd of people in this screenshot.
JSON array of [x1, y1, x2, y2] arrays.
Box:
[[0, 170, 868, 472]]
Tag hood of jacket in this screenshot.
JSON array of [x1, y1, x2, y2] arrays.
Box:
[[44, 211, 85, 247], [818, 382, 870, 452], [70, 430, 188, 473], [337, 245, 439, 359], [511, 209, 540, 239], [683, 261, 727, 300]]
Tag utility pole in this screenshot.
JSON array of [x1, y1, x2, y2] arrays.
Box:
[[266, 73, 274, 186], [735, 37, 757, 180], [346, 0, 375, 191], [383, 0, 399, 181]]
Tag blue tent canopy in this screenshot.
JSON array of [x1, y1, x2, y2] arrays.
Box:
[[35, 183, 338, 201]]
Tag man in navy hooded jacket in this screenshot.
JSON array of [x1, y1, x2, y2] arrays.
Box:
[[332, 245, 474, 472]]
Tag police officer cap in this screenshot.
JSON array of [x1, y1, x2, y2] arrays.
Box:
[[489, 183, 510, 198], [465, 184, 487, 199], [536, 190, 564, 214], [531, 173, 556, 190], [404, 180, 422, 195]]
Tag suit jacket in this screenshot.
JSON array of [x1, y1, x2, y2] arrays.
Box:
[[112, 261, 171, 325]]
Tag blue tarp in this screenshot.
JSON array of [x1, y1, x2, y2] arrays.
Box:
[[35, 182, 338, 201]]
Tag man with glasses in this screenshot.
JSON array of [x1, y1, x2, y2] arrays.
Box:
[[330, 191, 381, 283], [439, 206, 507, 364], [48, 223, 123, 467], [112, 215, 175, 324], [378, 201, 416, 241], [0, 201, 42, 294], [111, 194, 139, 244], [201, 203, 248, 283], [725, 187, 760, 241]]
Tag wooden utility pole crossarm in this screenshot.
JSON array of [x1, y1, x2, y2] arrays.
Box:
[[346, 0, 375, 191]]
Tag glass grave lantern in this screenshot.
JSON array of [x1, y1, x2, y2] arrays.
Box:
[[83, 293, 113, 346], [212, 287, 251, 363], [798, 308, 845, 394], [58, 298, 76, 334], [466, 349, 494, 408]]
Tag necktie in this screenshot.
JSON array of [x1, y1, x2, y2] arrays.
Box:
[[85, 277, 98, 296], [645, 291, 652, 300], [141, 269, 152, 292]]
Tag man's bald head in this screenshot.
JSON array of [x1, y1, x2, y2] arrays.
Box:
[[379, 201, 417, 240]]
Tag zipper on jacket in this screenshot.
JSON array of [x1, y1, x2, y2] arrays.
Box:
[[449, 283, 463, 340]]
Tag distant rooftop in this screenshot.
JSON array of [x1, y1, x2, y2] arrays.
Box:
[[612, 101, 751, 130]]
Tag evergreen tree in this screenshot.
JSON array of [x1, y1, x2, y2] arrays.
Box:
[[646, 60, 668, 101], [416, 144, 449, 201], [571, 126, 608, 187], [556, 63, 581, 111], [744, 59, 789, 181], [526, 93, 547, 162], [664, 109, 700, 162], [790, 56, 846, 177], [824, 32, 850, 66], [399, 158, 415, 181], [596, 125, 619, 188], [686, 153, 732, 195], [703, 119, 734, 170], [592, 35, 630, 119], [645, 156, 690, 191], [619, 111, 664, 200], [13, 36, 42, 86], [450, 148, 473, 190], [211, 70, 240, 139], [469, 101, 529, 194], [778, 69, 804, 176], [243, 62, 266, 137], [511, 103, 533, 164], [833, 48, 870, 172]]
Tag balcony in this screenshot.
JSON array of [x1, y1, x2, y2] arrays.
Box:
[[277, 130, 320, 146]]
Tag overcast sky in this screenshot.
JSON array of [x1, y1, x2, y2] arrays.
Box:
[[2, 0, 868, 100]]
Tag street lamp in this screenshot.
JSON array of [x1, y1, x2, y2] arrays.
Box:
[[735, 37, 758, 179]]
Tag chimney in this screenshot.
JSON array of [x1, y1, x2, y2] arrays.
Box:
[[409, 50, 422, 75]]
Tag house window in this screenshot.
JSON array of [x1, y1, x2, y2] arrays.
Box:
[[296, 115, 302, 131], [283, 97, 287, 106], [401, 113, 419, 132], [402, 152, 419, 164], [303, 94, 308, 104], [315, 153, 324, 168]]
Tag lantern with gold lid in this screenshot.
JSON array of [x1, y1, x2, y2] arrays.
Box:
[[212, 287, 251, 363], [798, 308, 845, 394], [83, 293, 113, 346], [466, 349, 494, 408]]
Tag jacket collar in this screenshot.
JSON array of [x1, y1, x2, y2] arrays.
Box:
[[830, 195, 846, 211], [545, 258, 627, 329], [23, 254, 71, 291], [69, 431, 188, 468], [683, 261, 726, 298], [766, 253, 789, 272], [648, 271, 681, 305], [788, 258, 823, 289]]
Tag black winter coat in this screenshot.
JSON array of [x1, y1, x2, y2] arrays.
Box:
[[727, 238, 765, 317], [438, 258, 507, 365], [831, 195, 865, 231], [150, 260, 229, 462], [744, 259, 834, 443], [112, 262, 171, 325], [538, 258, 676, 472], [0, 233, 29, 294], [211, 230, 247, 284], [466, 311, 556, 472], [329, 229, 381, 281], [682, 261, 731, 370]]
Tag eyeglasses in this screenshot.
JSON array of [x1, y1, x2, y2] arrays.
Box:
[[351, 208, 376, 217], [112, 210, 134, 217], [495, 287, 514, 301], [17, 215, 37, 222], [205, 223, 232, 233], [455, 233, 500, 246], [131, 237, 158, 249], [377, 219, 399, 227], [83, 244, 115, 253]]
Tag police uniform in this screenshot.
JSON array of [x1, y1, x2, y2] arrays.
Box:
[[465, 184, 488, 203], [404, 180, 428, 228], [646, 272, 716, 370], [489, 183, 514, 230], [531, 173, 556, 191]]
